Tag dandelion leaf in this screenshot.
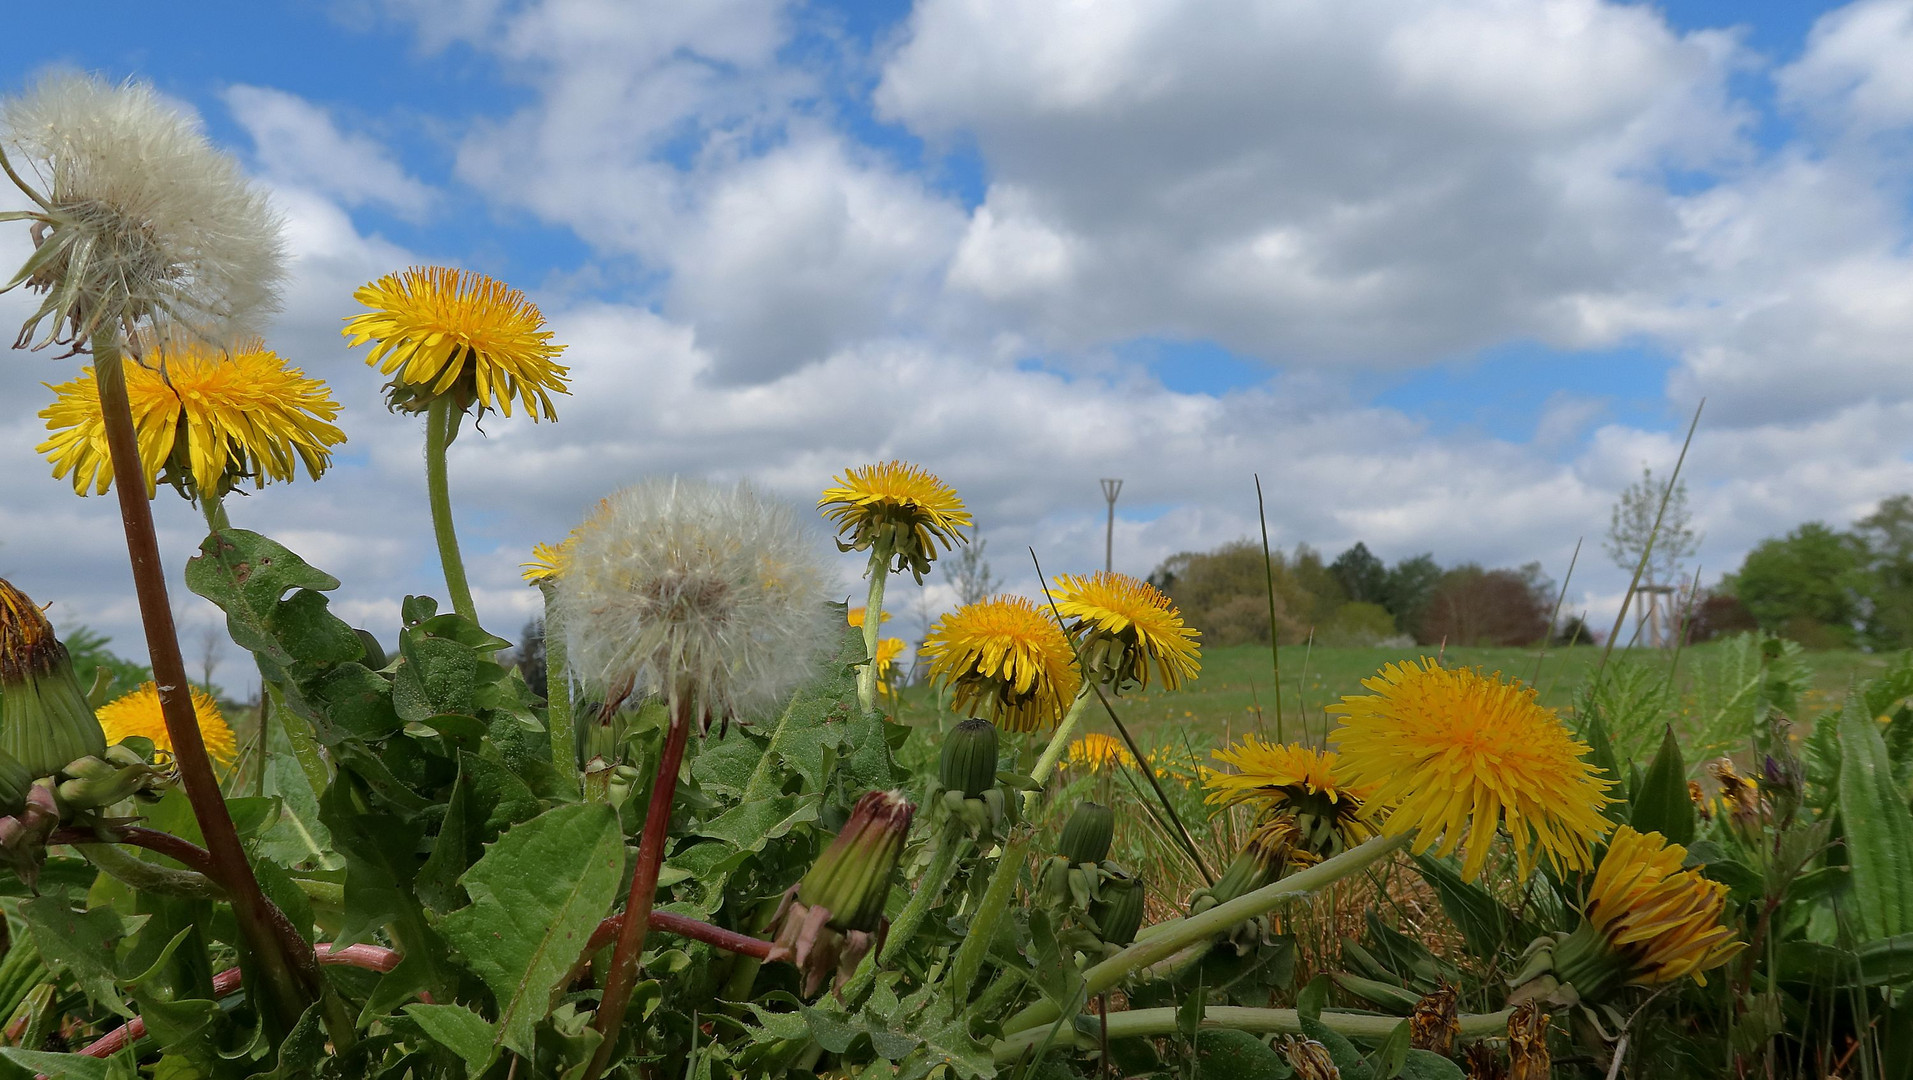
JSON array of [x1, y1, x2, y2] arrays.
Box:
[[1838, 693, 1913, 941]]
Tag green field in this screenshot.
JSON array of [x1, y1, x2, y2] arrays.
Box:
[[895, 640, 1898, 754]]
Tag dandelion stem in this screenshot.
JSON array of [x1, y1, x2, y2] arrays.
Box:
[[424, 396, 478, 625], [1000, 831, 1414, 1036], [91, 334, 318, 1034], [946, 828, 1034, 1005], [1029, 686, 1093, 790], [857, 542, 892, 716], [879, 820, 972, 966], [991, 1005, 1512, 1061], [540, 582, 575, 779], [587, 694, 695, 1079]]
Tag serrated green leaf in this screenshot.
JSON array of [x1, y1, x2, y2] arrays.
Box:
[[439, 803, 623, 1058], [696, 794, 821, 853], [0, 1049, 113, 1079], [404, 1003, 498, 1074], [17, 892, 135, 1018], [1296, 974, 1330, 1023], [1630, 724, 1694, 845], [185, 530, 359, 669], [1839, 693, 1913, 941]]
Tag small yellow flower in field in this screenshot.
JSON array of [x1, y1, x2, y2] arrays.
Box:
[[1328, 659, 1613, 881], [1066, 732, 1134, 773], [1051, 571, 1199, 692], [1583, 826, 1743, 987], [97, 682, 238, 768], [37, 340, 344, 499], [874, 637, 905, 680], [343, 266, 568, 419], [819, 461, 971, 581], [921, 595, 1079, 732], [847, 606, 891, 628]]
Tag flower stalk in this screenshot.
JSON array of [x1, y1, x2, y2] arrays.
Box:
[[587, 693, 696, 1079], [91, 334, 318, 1033], [540, 582, 575, 776], [1028, 687, 1093, 788], [857, 540, 892, 716], [424, 396, 477, 625], [991, 1005, 1514, 1062]]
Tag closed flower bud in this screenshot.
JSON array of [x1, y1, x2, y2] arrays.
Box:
[[939, 717, 999, 798], [1058, 801, 1114, 866], [1088, 867, 1146, 947], [797, 790, 914, 934], [0, 579, 106, 779], [0, 748, 29, 817]]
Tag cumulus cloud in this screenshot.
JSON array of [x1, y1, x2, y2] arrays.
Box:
[[224, 85, 434, 217]]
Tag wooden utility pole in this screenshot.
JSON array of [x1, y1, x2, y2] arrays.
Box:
[[1101, 479, 1123, 573]]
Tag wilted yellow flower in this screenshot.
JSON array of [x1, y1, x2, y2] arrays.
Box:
[[921, 595, 1079, 732], [343, 266, 568, 419], [97, 682, 237, 768], [1507, 1002, 1551, 1080], [37, 340, 344, 499], [1066, 732, 1135, 773], [819, 461, 970, 581], [1582, 826, 1743, 987], [1051, 571, 1199, 692], [1329, 659, 1613, 881]]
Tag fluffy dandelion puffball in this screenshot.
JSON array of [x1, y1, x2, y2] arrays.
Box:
[[558, 477, 838, 727], [1066, 731, 1135, 773], [1, 73, 284, 349], [343, 266, 568, 419], [1329, 659, 1614, 881], [98, 682, 238, 767], [920, 595, 1080, 732], [819, 461, 971, 581], [1051, 571, 1200, 692], [1585, 826, 1743, 986], [38, 340, 344, 498]]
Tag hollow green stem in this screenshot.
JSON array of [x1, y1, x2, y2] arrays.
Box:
[[856, 542, 892, 716], [1001, 831, 1415, 1036], [91, 334, 318, 1034], [78, 843, 223, 900], [424, 396, 477, 625], [1028, 687, 1093, 791], [879, 822, 972, 966], [946, 828, 1033, 1004], [991, 1005, 1513, 1062], [539, 582, 575, 779]]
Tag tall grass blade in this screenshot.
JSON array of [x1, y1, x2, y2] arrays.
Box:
[[1596, 400, 1704, 690], [1254, 474, 1285, 743]]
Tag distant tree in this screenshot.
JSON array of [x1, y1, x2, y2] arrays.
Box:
[[1321, 601, 1398, 646], [1418, 564, 1552, 647], [515, 618, 548, 699], [1379, 554, 1444, 639], [1683, 590, 1757, 644], [1728, 522, 1865, 647], [1553, 613, 1599, 646], [949, 533, 1003, 608], [1604, 466, 1700, 588], [1150, 540, 1306, 646], [1288, 544, 1346, 627], [1330, 543, 1388, 605], [1854, 494, 1913, 649]]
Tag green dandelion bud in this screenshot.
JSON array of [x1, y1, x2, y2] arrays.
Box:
[[1089, 867, 1146, 947], [0, 579, 107, 779], [1058, 801, 1114, 866], [940, 717, 999, 798], [798, 789, 915, 933], [0, 748, 30, 817]]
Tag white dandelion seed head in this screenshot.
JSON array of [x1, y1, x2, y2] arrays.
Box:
[[1, 72, 286, 351], [559, 476, 842, 728]]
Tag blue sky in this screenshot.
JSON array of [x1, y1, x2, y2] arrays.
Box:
[[3, 0, 1912, 682]]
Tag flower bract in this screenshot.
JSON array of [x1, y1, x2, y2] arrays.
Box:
[[38, 340, 344, 499], [920, 595, 1080, 732], [1051, 571, 1200, 692], [343, 266, 568, 419], [819, 461, 971, 582], [1, 73, 284, 350], [97, 682, 238, 768], [0, 577, 106, 778], [557, 477, 838, 728], [1328, 659, 1613, 881]]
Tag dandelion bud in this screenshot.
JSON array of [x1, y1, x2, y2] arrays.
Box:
[[0, 748, 30, 817], [56, 762, 153, 809], [798, 790, 914, 934], [0, 579, 107, 779], [1057, 802, 1114, 866], [1088, 868, 1146, 947], [939, 718, 999, 798]]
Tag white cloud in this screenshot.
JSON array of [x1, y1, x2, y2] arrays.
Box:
[[224, 85, 434, 217], [1779, 0, 1913, 132]]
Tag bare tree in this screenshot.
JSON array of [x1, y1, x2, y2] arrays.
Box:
[[1604, 466, 1701, 646], [949, 534, 1003, 608], [198, 621, 223, 696]]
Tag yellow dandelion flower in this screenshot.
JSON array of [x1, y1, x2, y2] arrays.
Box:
[[343, 266, 568, 420], [1066, 732, 1135, 773], [874, 636, 905, 680], [1328, 659, 1614, 881], [522, 540, 572, 584], [1205, 738, 1377, 858], [97, 682, 238, 768], [1581, 826, 1744, 988], [819, 461, 971, 581], [847, 606, 892, 628], [1051, 571, 1200, 692], [37, 341, 345, 499], [921, 595, 1080, 732]]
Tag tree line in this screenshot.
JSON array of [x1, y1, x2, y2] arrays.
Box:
[[1704, 493, 1913, 651]]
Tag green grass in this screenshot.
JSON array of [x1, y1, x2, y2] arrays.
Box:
[[895, 641, 1898, 754]]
